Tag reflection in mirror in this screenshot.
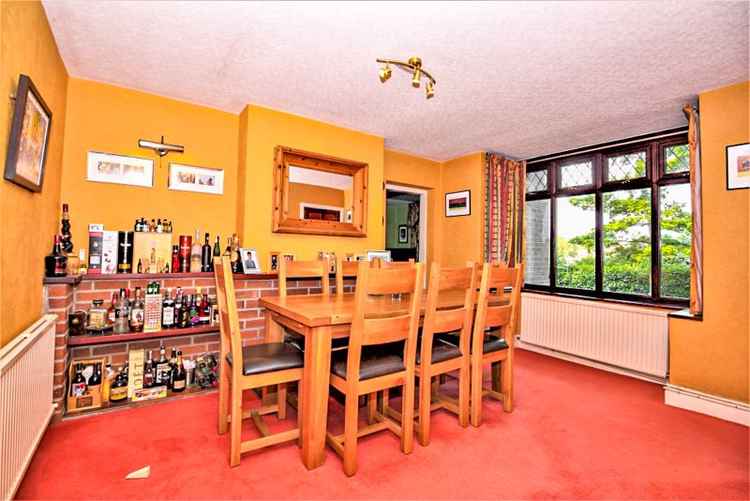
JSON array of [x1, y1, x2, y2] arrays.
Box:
[[288, 166, 354, 223]]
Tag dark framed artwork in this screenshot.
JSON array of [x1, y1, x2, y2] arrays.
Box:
[[445, 189, 471, 217], [3, 74, 52, 192], [398, 225, 408, 243], [726, 143, 750, 190]]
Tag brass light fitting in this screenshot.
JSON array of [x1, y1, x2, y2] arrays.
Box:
[[376, 56, 436, 99]]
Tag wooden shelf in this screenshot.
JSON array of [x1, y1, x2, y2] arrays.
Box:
[[44, 271, 278, 285], [64, 385, 216, 419], [68, 325, 219, 347]]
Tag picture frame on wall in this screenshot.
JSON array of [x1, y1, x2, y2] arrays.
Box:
[[726, 143, 750, 190], [3, 74, 52, 192], [168, 163, 224, 195], [87, 151, 154, 188], [240, 248, 261, 274], [398, 225, 408, 243], [445, 189, 471, 217]]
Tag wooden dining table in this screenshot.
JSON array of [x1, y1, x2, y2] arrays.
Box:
[[260, 290, 499, 470]]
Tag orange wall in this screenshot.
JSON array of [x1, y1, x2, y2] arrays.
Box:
[[383, 149, 442, 265], [0, 1, 68, 346], [668, 81, 749, 403], [440, 152, 484, 266], [238, 105, 385, 268], [60, 78, 239, 251], [287, 183, 346, 218]]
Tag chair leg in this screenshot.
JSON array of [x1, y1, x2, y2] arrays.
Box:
[[491, 362, 501, 392], [501, 351, 513, 412], [277, 383, 287, 420], [297, 380, 304, 448], [218, 360, 230, 435], [458, 361, 470, 428], [380, 388, 390, 414], [343, 392, 359, 477], [401, 378, 416, 454], [417, 373, 432, 446], [229, 384, 243, 467], [367, 392, 378, 425], [470, 357, 483, 427]]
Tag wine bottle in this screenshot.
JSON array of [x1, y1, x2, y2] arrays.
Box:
[[199, 290, 210, 325], [190, 230, 202, 272], [201, 233, 212, 272], [213, 235, 221, 262], [172, 351, 187, 393], [162, 288, 175, 329], [189, 294, 200, 327], [143, 350, 155, 388], [129, 287, 145, 332], [156, 344, 170, 386], [44, 235, 68, 277]]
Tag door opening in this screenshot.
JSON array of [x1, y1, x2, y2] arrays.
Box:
[[384, 184, 427, 263]]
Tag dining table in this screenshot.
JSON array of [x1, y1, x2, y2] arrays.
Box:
[[259, 290, 508, 470]]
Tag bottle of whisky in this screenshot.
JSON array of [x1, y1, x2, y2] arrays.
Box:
[[172, 351, 187, 393], [129, 287, 145, 332], [143, 350, 155, 388], [199, 290, 210, 325], [189, 294, 200, 327], [44, 235, 68, 277], [201, 233, 212, 272], [190, 230, 202, 272], [213, 235, 221, 263], [179, 294, 191, 328], [109, 368, 128, 403], [113, 288, 130, 334], [156, 344, 170, 386], [162, 288, 175, 329], [171, 245, 180, 273]]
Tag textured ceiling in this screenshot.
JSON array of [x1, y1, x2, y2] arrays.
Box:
[[43, 1, 748, 161]]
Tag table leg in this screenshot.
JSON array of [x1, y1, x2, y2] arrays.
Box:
[[265, 312, 284, 343], [301, 325, 332, 470]]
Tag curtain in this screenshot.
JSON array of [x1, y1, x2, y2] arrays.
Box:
[[683, 104, 703, 316], [483, 152, 526, 265]]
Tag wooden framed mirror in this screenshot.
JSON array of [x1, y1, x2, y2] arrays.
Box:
[[272, 146, 368, 237]]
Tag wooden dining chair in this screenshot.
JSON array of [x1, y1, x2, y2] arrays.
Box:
[[335, 257, 359, 295], [326, 260, 424, 476], [278, 257, 330, 297], [468, 261, 523, 427], [415, 262, 476, 446], [214, 256, 304, 467]]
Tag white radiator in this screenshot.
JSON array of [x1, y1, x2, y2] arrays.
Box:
[[0, 315, 57, 501], [520, 293, 669, 378]]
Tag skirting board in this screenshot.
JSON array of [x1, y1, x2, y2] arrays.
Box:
[[516, 339, 666, 385], [664, 384, 749, 426]]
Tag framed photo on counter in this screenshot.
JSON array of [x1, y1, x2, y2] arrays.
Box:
[[240, 248, 261, 274]]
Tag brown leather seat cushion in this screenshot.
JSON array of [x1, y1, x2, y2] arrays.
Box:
[[439, 328, 508, 354], [331, 347, 405, 380], [226, 342, 304, 376], [416, 337, 462, 364]]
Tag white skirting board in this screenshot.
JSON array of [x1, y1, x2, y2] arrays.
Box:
[[664, 384, 750, 426]]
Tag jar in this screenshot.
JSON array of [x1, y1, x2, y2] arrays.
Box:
[[68, 310, 87, 336], [88, 299, 108, 330]]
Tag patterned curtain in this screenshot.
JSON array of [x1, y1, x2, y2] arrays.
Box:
[[683, 104, 703, 316], [483, 153, 526, 265]]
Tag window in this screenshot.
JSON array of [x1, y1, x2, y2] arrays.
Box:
[[524, 132, 691, 305]]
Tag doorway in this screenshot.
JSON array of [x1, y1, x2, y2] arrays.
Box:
[[384, 184, 427, 262]]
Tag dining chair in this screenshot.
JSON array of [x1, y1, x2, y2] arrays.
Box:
[[335, 257, 359, 295], [326, 260, 424, 476], [214, 256, 304, 467], [468, 261, 523, 427], [415, 262, 476, 446]]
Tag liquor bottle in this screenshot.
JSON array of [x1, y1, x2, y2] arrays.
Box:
[[171, 245, 180, 273], [230, 234, 241, 273], [107, 292, 117, 324], [109, 369, 128, 403], [143, 351, 155, 388], [224, 236, 232, 256], [179, 235, 192, 273], [213, 235, 221, 263], [116, 231, 134, 273], [113, 288, 129, 334], [179, 294, 191, 328], [201, 233, 212, 272], [199, 290, 210, 325], [149, 219, 156, 232], [44, 235, 68, 277], [60, 203, 73, 253], [156, 218, 163, 233], [156, 344, 170, 386], [88, 364, 102, 387], [209, 296, 219, 326], [136, 258, 143, 274], [78, 248, 88, 275], [162, 288, 175, 329], [172, 351, 187, 393], [101, 363, 113, 402], [189, 294, 200, 327], [129, 287, 145, 332], [190, 230, 202, 272], [70, 363, 87, 397]]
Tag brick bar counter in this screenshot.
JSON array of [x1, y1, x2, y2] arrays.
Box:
[[43, 272, 338, 417]]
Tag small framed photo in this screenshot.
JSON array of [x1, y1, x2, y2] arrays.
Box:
[[726, 143, 750, 190], [169, 163, 224, 195], [445, 190, 471, 217], [4, 74, 52, 192], [87, 151, 154, 188], [398, 225, 408, 243], [269, 251, 280, 271], [367, 250, 392, 262], [240, 248, 261, 274], [281, 252, 295, 263]]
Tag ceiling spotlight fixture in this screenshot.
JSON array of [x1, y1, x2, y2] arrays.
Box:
[[138, 136, 184, 157], [376, 56, 436, 99]]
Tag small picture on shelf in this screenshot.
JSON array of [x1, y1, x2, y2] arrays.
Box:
[[240, 248, 261, 273]]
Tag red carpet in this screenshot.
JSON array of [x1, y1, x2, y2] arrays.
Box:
[[16, 350, 749, 500]]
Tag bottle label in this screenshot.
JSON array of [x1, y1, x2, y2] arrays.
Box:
[[163, 307, 174, 325], [173, 379, 186, 390]]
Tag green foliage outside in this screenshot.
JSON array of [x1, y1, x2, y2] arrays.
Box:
[[555, 152, 691, 298]]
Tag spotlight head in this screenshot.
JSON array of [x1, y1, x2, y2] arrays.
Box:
[[412, 69, 421, 88], [379, 65, 392, 83], [426, 81, 435, 99]]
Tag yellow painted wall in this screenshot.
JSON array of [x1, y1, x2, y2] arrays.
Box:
[[440, 152, 484, 266], [668, 81, 750, 403], [0, 1, 68, 346], [238, 105, 385, 267], [287, 183, 346, 219], [383, 149, 442, 265], [60, 78, 239, 251]]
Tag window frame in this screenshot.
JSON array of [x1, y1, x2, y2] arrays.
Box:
[[523, 131, 690, 307]]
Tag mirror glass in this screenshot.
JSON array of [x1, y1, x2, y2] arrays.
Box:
[[287, 165, 354, 223]]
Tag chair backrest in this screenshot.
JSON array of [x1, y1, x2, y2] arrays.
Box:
[[214, 256, 243, 378], [379, 258, 415, 269], [471, 261, 524, 353], [278, 257, 330, 297], [346, 260, 424, 381], [335, 257, 359, 295], [421, 262, 476, 365]]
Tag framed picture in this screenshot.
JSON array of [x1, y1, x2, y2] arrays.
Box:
[[87, 151, 154, 188], [726, 143, 750, 190], [398, 225, 408, 243], [240, 248, 261, 274], [367, 250, 392, 262], [269, 251, 280, 271], [169, 163, 224, 195], [3, 74, 52, 192], [445, 190, 471, 217]]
